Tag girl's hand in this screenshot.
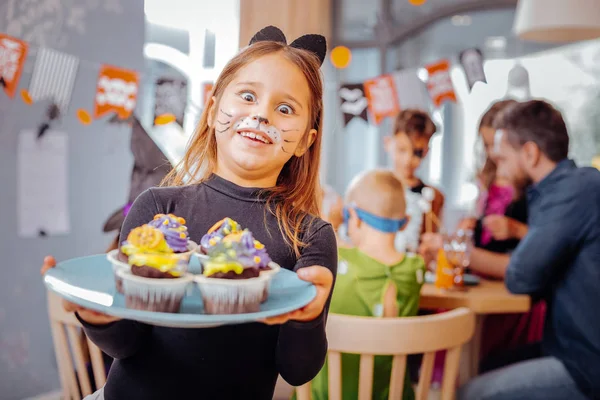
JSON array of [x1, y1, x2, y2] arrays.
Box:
[[41, 256, 121, 325], [261, 266, 333, 325], [419, 233, 443, 266]]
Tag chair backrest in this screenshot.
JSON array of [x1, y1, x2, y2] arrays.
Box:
[[47, 291, 107, 399], [297, 307, 475, 400]]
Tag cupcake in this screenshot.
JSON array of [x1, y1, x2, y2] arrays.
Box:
[[121, 214, 197, 275], [195, 239, 270, 314], [222, 230, 280, 302], [117, 214, 197, 313], [199, 217, 242, 254]]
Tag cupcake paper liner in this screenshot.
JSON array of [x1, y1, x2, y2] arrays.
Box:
[[194, 273, 271, 314], [259, 262, 281, 303], [116, 268, 194, 313], [106, 249, 129, 294]]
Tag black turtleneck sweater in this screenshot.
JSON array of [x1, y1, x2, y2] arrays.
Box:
[[79, 175, 337, 399]]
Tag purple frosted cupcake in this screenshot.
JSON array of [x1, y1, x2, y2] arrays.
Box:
[[223, 230, 280, 302], [195, 235, 275, 314], [200, 217, 242, 254], [147, 213, 190, 254], [116, 214, 197, 312]]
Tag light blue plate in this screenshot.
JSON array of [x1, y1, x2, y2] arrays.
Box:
[[44, 254, 317, 328]]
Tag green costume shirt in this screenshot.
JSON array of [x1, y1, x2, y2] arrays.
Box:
[[308, 247, 425, 400]]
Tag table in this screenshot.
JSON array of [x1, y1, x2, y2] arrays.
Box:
[[419, 280, 531, 384]]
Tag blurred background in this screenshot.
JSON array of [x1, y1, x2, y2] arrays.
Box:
[[1, 0, 599, 398]]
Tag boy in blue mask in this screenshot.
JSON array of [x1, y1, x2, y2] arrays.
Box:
[[309, 169, 426, 400]]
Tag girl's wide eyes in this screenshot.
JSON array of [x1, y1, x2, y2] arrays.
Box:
[[240, 91, 256, 102], [277, 104, 294, 115], [238, 91, 295, 115]]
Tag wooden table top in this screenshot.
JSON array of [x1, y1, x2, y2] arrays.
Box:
[[419, 279, 531, 314]]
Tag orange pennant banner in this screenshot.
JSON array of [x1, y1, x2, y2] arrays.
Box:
[[94, 64, 139, 120], [363, 75, 400, 125], [425, 59, 456, 108], [0, 34, 28, 98]]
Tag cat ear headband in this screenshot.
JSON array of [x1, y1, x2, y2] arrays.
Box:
[[249, 25, 327, 66]]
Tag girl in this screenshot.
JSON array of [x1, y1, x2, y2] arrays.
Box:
[[41, 26, 337, 399]]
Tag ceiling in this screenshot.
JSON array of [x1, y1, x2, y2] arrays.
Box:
[[334, 0, 557, 45], [334, 0, 560, 64]]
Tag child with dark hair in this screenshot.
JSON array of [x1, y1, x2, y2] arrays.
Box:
[[385, 109, 444, 254]]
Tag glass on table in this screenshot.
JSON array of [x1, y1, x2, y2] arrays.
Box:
[[442, 229, 474, 290]]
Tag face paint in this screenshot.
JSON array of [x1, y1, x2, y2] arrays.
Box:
[[233, 116, 283, 144]]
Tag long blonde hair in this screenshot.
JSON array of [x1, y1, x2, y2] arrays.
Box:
[[162, 41, 324, 256]]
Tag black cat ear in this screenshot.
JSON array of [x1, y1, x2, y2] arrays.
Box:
[[290, 34, 327, 66], [249, 26, 287, 46]]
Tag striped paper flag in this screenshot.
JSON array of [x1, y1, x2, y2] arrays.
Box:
[[29, 48, 79, 112]]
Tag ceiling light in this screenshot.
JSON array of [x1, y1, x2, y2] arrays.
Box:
[[514, 0, 600, 43], [485, 36, 507, 49], [452, 15, 472, 26]]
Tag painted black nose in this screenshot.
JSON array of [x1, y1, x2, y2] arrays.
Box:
[[252, 115, 269, 124]]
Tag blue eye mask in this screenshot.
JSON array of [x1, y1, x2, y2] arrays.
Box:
[[343, 206, 407, 233]]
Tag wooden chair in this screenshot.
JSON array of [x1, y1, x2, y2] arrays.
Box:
[[296, 307, 475, 400], [47, 291, 108, 399]]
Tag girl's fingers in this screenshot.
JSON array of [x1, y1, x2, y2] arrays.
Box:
[[297, 266, 333, 287], [40, 256, 57, 275]]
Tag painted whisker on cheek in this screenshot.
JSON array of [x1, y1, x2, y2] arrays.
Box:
[[281, 146, 292, 153], [282, 129, 299, 144], [216, 118, 231, 133], [220, 109, 233, 118]]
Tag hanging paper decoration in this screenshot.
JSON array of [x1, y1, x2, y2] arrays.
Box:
[[108, 113, 135, 126], [153, 78, 187, 126], [363, 75, 400, 125], [391, 69, 431, 110], [425, 59, 456, 107], [77, 109, 92, 125], [0, 34, 28, 98], [331, 46, 352, 69], [154, 113, 177, 125], [95, 64, 139, 120], [459, 48, 486, 91], [20, 89, 32, 105], [339, 83, 368, 126], [29, 48, 79, 113]]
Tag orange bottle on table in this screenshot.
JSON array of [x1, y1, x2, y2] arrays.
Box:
[[435, 248, 454, 289]]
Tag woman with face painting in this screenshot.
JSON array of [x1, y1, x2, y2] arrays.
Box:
[[40, 26, 337, 399]]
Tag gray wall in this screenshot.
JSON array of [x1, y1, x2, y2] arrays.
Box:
[[0, 1, 145, 398]]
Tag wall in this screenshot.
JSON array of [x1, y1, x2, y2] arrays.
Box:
[[239, 0, 331, 47], [0, 0, 145, 398]]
